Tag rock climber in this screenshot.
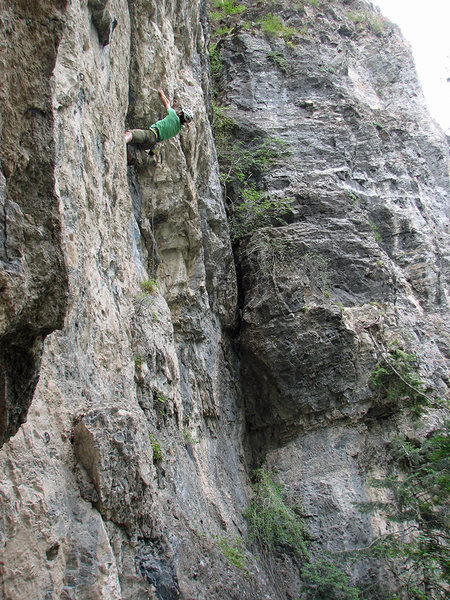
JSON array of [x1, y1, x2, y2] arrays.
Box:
[[125, 88, 193, 164]]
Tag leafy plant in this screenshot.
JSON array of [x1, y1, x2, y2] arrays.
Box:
[[217, 137, 287, 185], [148, 433, 162, 463], [268, 50, 289, 73], [260, 13, 298, 43], [183, 429, 200, 445], [216, 536, 251, 578], [246, 469, 363, 598], [209, 0, 246, 40], [245, 468, 309, 558], [212, 103, 235, 145], [300, 251, 330, 295], [358, 342, 449, 598], [367, 15, 386, 36], [210, 0, 246, 19], [231, 192, 293, 240], [346, 10, 387, 36], [133, 355, 145, 368], [214, 135, 293, 239], [153, 388, 169, 404], [209, 43, 223, 79], [347, 191, 358, 205], [140, 278, 159, 294], [369, 220, 382, 243]]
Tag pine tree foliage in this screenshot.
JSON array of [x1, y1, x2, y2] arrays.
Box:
[[370, 347, 431, 416], [359, 425, 449, 599]]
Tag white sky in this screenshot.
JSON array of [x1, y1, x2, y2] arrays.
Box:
[[374, 0, 450, 133]]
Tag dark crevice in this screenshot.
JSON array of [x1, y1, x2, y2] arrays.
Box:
[[0, 327, 45, 446]]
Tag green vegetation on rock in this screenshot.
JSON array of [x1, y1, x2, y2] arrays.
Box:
[[300, 557, 360, 600], [148, 432, 162, 462], [356, 347, 449, 598], [370, 345, 431, 416], [246, 468, 359, 598], [259, 13, 299, 43], [140, 278, 160, 294], [216, 536, 252, 579], [245, 468, 309, 558], [357, 425, 449, 599]]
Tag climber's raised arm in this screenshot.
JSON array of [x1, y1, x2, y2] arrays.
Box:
[[125, 89, 194, 165], [157, 88, 171, 110]]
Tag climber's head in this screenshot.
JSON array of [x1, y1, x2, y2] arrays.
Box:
[[179, 108, 194, 125]]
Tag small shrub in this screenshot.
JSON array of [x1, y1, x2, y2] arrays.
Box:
[[369, 220, 382, 243], [242, 231, 292, 296], [133, 293, 152, 315], [211, 0, 246, 18], [246, 470, 362, 598], [148, 433, 162, 463], [215, 135, 293, 239], [260, 13, 298, 43], [356, 425, 449, 599], [209, 0, 246, 40], [183, 429, 200, 445], [367, 15, 386, 36], [370, 346, 430, 416], [300, 251, 329, 294], [140, 278, 159, 294], [216, 135, 289, 187], [267, 50, 289, 73], [245, 468, 309, 558], [346, 10, 386, 36], [133, 355, 144, 368], [216, 536, 252, 579], [153, 388, 169, 404], [231, 193, 293, 240], [260, 13, 283, 36], [347, 191, 358, 205], [212, 103, 235, 146], [300, 557, 359, 599], [209, 44, 222, 79]]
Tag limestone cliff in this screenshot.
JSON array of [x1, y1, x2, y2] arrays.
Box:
[[0, 1, 448, 599]]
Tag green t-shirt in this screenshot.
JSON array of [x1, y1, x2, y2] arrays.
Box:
[[152, 107, 181, 141]]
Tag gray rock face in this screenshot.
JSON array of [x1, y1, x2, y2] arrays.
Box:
[[214, 0, 449, 591], [0, 1, 257, 598], [213, 0, 449, 429], [0, 0, 69, 447], [0, 0, 448, 598]]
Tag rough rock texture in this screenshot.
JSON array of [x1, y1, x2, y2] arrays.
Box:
[[0, 0, 69, 447], [214, 0, 449, 593], [0, 0, 448, 599], [0, 1, 258, 599]]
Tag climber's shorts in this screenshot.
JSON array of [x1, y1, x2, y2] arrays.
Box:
[[130, 127, 159, 150]]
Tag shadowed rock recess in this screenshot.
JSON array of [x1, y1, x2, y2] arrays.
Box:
[[0, 1, 448, 599]]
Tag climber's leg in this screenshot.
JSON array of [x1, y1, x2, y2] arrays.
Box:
[[126, 128, 158, 150]]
